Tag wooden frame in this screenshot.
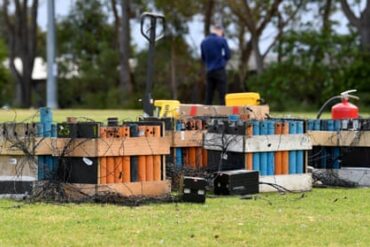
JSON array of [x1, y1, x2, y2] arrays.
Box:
[[204, 133, 312, 153], [307, 131, 370, 147], [166, 130, 204, 147], [0, 136, 170, 157]]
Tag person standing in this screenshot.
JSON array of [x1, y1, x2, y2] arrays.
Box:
[[201, 25, 231, 105]]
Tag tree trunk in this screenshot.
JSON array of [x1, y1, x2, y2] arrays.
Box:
[[204, 0, 214, 36], [170, 39, 177, 99], [3, 0, 38, 108], [118, 0, 133, 94], [252, 36, 264, 74], [322, 0, 332, 33], [341, 0, 370, 52], [360, 5, 370, 52]]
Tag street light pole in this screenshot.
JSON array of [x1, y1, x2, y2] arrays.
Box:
[[46, 0, 58, 108]]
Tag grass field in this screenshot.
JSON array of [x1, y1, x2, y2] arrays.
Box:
[[0, 108, 341, 123], [1, 188, 370, 246], [0, 109, 142, 123]]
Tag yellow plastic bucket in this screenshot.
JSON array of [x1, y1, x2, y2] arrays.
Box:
[[225, 92, 261, 106], [154, 100, 180, 118]]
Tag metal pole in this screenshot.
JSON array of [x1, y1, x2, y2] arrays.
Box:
[[47, 0, 58, 108], [143, 17, 157, 117]]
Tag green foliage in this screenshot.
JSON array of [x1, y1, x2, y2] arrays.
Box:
[[249, 30, 370, 111], [0, 38, 12, 105], [134, 36, 202, 104], [57, 0, 121, 108]]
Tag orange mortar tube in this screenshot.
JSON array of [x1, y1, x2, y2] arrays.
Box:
[[113, 127, 123, 183], [195, 119, 203, 168], [275, 122, 283, 175], [153, 126, 161, 181], [145, 126, 154, 181], [138, 126, 147, 181], [119, 126, 131, 183], [99, 127, 107, 184], [188, 120, 196, 168], [106, 128, 117, 184], [246, 123, 253, 170], [282, 122, 289, 174]]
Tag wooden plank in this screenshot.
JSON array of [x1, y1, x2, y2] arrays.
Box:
[[204, 133, 312, 153], [307, 131, 370, 147], [0, 137, 35, 155], [34, 137, 53, 155], [50, 137, 170, 157], [0, 155, 37, 178], [166, 130, 204, 147], [61, 180, 171, 201], [179, 104, 269, 120], [259, 174, 312, 192]]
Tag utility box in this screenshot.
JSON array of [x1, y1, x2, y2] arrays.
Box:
[[214, 170, 259, 195], [181, 176, 207, 203]]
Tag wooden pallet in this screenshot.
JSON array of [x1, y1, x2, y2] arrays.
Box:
[[307, 131, 370, 147]]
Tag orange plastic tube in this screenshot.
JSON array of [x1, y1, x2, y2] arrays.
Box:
[[106, 128, 116, 184], [99, 128, 107, 184], [145, 126, 154, 181], [138, 126, 147, 181], [188, 120, 197, 168], [275, 122, 283, 175], [120, 126, 131, 183], [195, 119, 203, 168], [246, 123, 253, 170], [282, 122, 289, 174], [184, 148, 190, 167], [153, 126, 161, 181], [189, 148, 196, 168]]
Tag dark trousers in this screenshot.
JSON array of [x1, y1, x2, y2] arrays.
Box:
[[205, 69, 227, 105]]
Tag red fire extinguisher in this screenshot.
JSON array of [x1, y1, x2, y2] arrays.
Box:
[[317, 89, 359, 119], [331, 90, 359, 119]]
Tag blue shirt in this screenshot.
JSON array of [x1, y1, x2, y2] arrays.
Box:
[[201, 33, 231, 72]]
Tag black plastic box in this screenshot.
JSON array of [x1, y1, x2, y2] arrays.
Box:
[[181, 176, 207, 203], [214, 170, 259, 195]]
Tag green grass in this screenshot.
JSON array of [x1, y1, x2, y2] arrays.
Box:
[[0, 109, 142, 123], [1, 188, 370, 246], [0, 108, 369, 123]]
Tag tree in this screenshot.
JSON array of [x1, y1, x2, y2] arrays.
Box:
[[155, 0, 198, 100], [2, 0, 39, 107], [111, 0, 134, 95], [340, 0, 370, 52], [227, 0, 304, 90], [0, 36, 12, 105], [57, 0, 121, 108]]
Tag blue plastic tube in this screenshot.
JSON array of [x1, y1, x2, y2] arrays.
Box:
[[260, 121, 268, 176], [318, 120, 328, 169], [296, 121, 304, 174], [36, 122, 45, 180], [252, 121, 260, 173], [38, 107, 56, 180], [288, 121, 297, 174], [175, 121, 183, 168], [307, 120, 315, 131], [332, 120, 341, 169], [266, 120, 275, 176]]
